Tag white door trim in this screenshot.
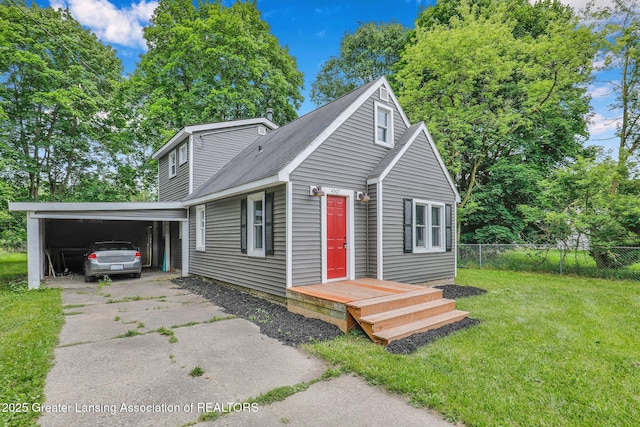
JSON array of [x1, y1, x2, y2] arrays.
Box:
[[320, 187, 355, 283]]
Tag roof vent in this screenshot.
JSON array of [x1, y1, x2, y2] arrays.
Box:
[[265, 108, 274, 121], [258, 145, 263, 153], [258, 125, 266, 135], [379, 86, 389, 102]]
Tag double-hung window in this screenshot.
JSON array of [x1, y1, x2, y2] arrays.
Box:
[[247, 192, 265, 257], [374, 102, 394, 148], [196, 205, 206, 251], [168, 150, 177, 178], [408, 200, 446, 253]]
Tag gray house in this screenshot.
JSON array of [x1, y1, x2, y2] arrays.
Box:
[[11, 77, 464, 341], [153, 76, 460, 298]]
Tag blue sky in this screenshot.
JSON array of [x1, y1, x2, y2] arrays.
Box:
[[37, 0, 619, 153]]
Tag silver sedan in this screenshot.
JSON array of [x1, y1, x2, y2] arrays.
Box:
[[84, 241, 142, 282]]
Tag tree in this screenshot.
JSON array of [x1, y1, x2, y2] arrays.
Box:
[[522, 154, 640, 268], [586, 0, 640, 195], [132, 0, 304, 151], [395, 0, 596, 241], [0, 1, 123, 201], [310, 22, 407, 106]]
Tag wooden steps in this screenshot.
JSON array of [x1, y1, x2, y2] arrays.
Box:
[[287, 279, 469, 345], [347, 288, 468, 345]]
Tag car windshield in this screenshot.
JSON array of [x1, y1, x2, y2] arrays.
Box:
[[94, 242, 136, 251]]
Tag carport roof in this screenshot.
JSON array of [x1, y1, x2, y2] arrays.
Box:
[[9, 202, 187, 221]]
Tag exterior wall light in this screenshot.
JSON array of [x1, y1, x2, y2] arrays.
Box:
[[310, 185, 325, 197], [357, 192, 370, 203]]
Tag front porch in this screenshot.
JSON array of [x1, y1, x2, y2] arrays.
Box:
[[287, 278, 469, 345]]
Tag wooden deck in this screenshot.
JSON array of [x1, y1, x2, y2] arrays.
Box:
[[287, 278, 468, 344], [288, 278, 424, 303]]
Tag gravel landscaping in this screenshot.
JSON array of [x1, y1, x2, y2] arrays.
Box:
[[175, 277, 486, 353]]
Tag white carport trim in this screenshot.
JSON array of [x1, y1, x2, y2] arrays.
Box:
[[9, 201, 189, 289], [9, 202, 184, 211]]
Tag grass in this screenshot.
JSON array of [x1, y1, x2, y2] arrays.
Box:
[[188, 366, 204, 377], [307, 269, 640, 426], [0, 252, 63, 427]]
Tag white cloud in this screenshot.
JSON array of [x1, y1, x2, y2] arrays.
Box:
[[557, 0, 612, 13], [316, 30, 326, 38], [49, 0, 158, 50], [589, 84, 611, 99], [589, 112, 621, 136]]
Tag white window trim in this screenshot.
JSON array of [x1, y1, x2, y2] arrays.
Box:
[[168, 150, 177, 178], [196, 204, 206, 251], [374, 101, 394, 148], [413, 199, 446, 253], [247, 192, 266, 258], [178, 143, 187, 165]]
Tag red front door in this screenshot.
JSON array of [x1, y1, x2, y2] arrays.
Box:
[[327, 195, 347, 280]]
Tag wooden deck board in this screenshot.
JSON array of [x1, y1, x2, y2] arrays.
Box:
[[289, 279, 425, 304]]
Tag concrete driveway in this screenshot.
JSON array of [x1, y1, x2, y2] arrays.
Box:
[[40, 272, 453, 426]]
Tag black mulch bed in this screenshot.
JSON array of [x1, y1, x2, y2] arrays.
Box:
[[175, 277, 486, 354], [174, 276, 343, 346]]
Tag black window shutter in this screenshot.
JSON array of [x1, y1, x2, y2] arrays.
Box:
[[240, 199, 247, 253], [445, 204, 453, 252], [265, 192, 274, 255], [403, 198, 413, 253]]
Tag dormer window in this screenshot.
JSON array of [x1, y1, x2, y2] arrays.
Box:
[[375, 102, 394, 148]]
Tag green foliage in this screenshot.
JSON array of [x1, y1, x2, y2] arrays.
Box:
[[132, 0, 304, 152], [522, 154, 640, 267], [310, 22, 407, 106], [397, 0, 596, 241], [0, 1, 124, 201], [308, 269, 640, 426]]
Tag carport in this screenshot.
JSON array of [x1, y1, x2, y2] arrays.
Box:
[[9, 202, 188, 289]]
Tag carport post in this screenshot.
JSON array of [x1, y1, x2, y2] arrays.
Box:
[[26, 213, 41, 289]]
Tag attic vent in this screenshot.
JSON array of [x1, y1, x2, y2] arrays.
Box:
[[379, 86, 389, 102], [258, 125, 266, 135]]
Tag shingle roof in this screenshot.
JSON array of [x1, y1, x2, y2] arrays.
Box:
[[184, 78, 380, 202]]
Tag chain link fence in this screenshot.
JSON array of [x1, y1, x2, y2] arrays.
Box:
[[458, 244, 640, 280]]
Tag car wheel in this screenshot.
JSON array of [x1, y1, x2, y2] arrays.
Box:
[[84, 272, 92, 283], [133, 272, 141, 279]]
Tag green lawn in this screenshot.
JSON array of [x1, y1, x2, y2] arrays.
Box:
[[307, 269, 640, 426], [0, 252, 63, 427]]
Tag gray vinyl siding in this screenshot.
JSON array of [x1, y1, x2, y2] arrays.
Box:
[[291, 182, 322, 285], [290, 93, 408, 285], [381, 131, 457, 283], [192, 126, 267, 192], [158, 146, 190, 201], [367, 183, 377, 278], [189, 184, 286, 297]]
